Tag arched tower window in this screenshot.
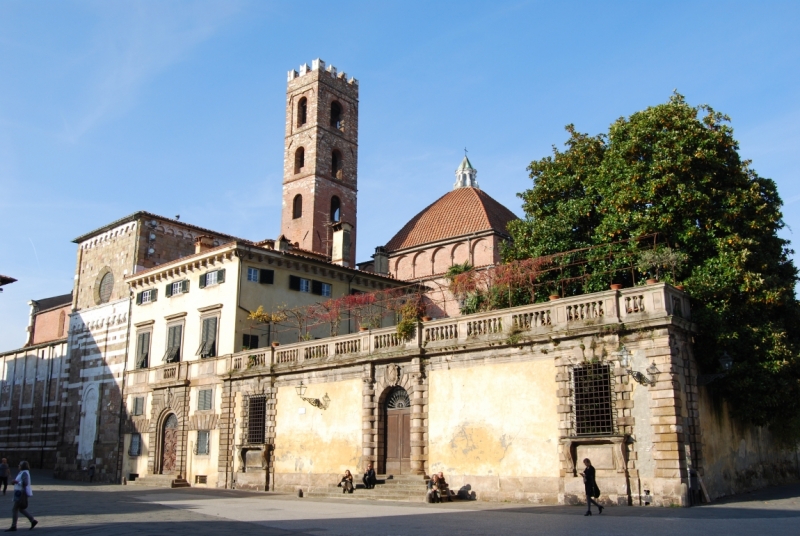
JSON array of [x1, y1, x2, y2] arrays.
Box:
[[330, 101, 343, 130], [293, 194, 303, 219], [294, 147, 305, 174], [331, 150, 343, 179], [297, 97, 307, 127], [330, 196, 341, 222]]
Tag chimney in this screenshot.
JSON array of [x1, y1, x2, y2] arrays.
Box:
[[331, 222, 353, 267], [194, 235, 214, 254], [277, 235, 291, 252], [372, 246, 389, 275]]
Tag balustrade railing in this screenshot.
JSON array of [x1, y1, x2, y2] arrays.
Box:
[[513, 309, 551, 330], [304, 344, 329, 360], [467, 316, 503, 336], [567, 301, 604, 322], [424, 323, 458, 343], [214, 284, 682, 373]]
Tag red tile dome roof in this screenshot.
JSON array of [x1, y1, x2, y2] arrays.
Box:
[[384, 187, 518, 252]]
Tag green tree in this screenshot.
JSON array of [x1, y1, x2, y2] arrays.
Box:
[[506, 93, 800, 440]]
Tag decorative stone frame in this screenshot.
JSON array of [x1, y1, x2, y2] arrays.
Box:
[[147, 386, 188, 477], [362, 358, 428, 476], [93, 266, 114, 306]]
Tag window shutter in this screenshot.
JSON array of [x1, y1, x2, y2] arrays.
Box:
[[311, 280, 323, 295], [182, 279, 190, 293], [289, 275, 301, 291], [217, 269, 226, 284], [165, 283, 173, 298], [249, 334, 258, 349], [199, 274, 207, 289], [260, 269, 274, 285], [136, 292, 143, 305], [151, 288, 158, 302]]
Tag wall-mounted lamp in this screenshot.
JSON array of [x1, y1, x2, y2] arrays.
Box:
[[697, 352, 733, 386], [295, 382, 330, 410], [618, 346, 659, 386]]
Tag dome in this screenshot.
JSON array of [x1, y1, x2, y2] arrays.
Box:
[[384, 187, 518, 252]]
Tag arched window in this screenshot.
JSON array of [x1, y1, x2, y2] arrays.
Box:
[[330, 101, 343, 130], [330, 196, 341, 222], [294, 147, 305, 174], [331, 150, 343, 179], [297, 97, 307, 127], [293, 194, 303, 219]]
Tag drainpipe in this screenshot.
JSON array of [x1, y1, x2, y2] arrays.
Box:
[[115, 291, 134, 483]]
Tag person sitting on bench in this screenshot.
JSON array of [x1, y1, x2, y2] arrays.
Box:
[[362, 462, 377, 489], [337, 470, 354, 493]]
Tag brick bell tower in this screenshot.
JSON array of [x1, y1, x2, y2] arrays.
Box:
[[280, 59, 359, 266]]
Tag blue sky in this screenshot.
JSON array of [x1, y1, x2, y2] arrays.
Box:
[[1, 0, 799, 351]]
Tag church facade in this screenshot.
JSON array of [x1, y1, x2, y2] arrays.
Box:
[[0, 58, 795, 505]]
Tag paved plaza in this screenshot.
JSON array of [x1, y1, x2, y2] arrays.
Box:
[[1, 471, 797, 535]]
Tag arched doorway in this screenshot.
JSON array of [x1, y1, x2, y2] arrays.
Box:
[[161, 414, 179, 474], [382, 387, 411, 475]]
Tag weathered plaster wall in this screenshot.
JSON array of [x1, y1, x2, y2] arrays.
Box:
[[428, 358, 561, 502], [273, 379, 362, 491], [697, 388, 799, 499]]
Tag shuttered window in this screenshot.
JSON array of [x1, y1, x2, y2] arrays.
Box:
[[135, 332, 150, 369], [132, 396, 145, 416], [164, 324, 183, 363], [260, 269, 274, 284], [129, 433, 142, 456], [196, 430, 210, 455], [289, 275, 310, 292], [136, 288, 158, 305], [197, 317, 218, 358], [311, 281, 332, 296], [166, 280, 189, 297], [199, 269, 226, 289], [197, 389, 213, 411]]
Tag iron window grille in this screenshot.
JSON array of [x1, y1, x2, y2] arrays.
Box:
[[247, 395, 267, 444], [571, 362, 616, 436], [129, 433, 142, 456], [195, 430, 210, 455]]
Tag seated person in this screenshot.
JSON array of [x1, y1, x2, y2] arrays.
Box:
[[362, 462, 377, 489], [437, 472, 452, 502], [337, 470, 354, 493], [426, 474, 440, 503]]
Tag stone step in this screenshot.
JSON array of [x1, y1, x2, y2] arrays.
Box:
[[127, 475, 191, 489]]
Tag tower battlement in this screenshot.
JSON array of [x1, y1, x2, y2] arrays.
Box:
[[287, 58, 358, 86]]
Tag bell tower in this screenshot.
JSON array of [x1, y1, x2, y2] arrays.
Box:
[[280, 59, 359, 266]]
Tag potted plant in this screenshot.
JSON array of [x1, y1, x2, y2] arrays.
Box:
[[271, 341, 280, 348], [610, 283, 623, 290], [636, 247, 688, 285]]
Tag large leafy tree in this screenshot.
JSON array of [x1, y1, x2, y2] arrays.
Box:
[[505, 94, 800, 439]]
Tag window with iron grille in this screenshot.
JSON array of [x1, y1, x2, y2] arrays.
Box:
[[572, 362, 615, 436], [197, 389, 213, 411], [195, 475, 208, 484], [132, 396, 145, 416], [129, 433, 142, 456], [196, 430, 210, 455], [247, 396, 267, 444]]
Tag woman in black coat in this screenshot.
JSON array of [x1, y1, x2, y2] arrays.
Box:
[[581, 458, 603, 516]]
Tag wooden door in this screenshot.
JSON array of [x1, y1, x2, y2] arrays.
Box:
[[161, 414, 178, 474], [384, 388, 411, 475]]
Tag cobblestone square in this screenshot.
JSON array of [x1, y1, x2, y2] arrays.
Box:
[[2, 471, 797, 535]]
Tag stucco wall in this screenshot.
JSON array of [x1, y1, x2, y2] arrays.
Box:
[[428, 358, 561, 502], [697, 388, 799, 499], [272, 379, 362, 490]]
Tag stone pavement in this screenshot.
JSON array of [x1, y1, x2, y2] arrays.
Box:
[[1, 470, 798, 535]]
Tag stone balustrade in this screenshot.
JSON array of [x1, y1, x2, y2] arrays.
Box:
[[203, 283, 690, 374]]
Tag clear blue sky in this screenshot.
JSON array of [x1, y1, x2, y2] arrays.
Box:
[[1, 0, 799, 351]]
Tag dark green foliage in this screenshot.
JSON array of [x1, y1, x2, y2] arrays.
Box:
[[505, 93, 800, 440]]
